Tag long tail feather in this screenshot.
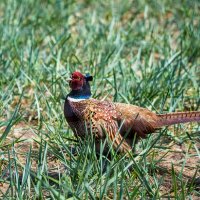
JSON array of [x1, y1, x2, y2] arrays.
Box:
[[157, 111, 200, 126]]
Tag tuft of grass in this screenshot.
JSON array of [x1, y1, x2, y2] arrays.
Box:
[[0, 0, 200, 199]]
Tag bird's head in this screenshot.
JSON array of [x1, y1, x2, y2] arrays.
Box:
[[69, 71, 93, 91]]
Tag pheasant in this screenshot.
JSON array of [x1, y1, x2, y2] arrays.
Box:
[[64, 71, 200, 153]]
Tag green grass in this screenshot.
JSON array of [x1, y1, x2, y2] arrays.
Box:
[[0, 0, 200, 199]]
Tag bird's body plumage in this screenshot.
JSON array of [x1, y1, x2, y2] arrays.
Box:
[[64, 98, 130, 152], [64, 71, 200, 153]]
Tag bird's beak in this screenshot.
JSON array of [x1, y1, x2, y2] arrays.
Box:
[[66, 78, 72, 82]]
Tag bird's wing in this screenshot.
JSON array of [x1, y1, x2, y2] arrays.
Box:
[[71, 99, 132, 152], [114, 102, 161, 138]]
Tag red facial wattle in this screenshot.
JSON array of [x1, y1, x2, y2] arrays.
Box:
[[69, 79, 83, 90], [69, 71, 85, 90]]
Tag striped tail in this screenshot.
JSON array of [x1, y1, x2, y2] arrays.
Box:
[[157, 111, 200, 126]]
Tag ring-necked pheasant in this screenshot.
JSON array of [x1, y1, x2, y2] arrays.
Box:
[[64, 71, 200, 153]]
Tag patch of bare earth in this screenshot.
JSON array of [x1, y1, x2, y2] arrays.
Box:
[[0, 121, 66, 197], [152, 141, 200, 198]]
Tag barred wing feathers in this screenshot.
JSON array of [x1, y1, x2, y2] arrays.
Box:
[[70, 99, 131, 152]]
